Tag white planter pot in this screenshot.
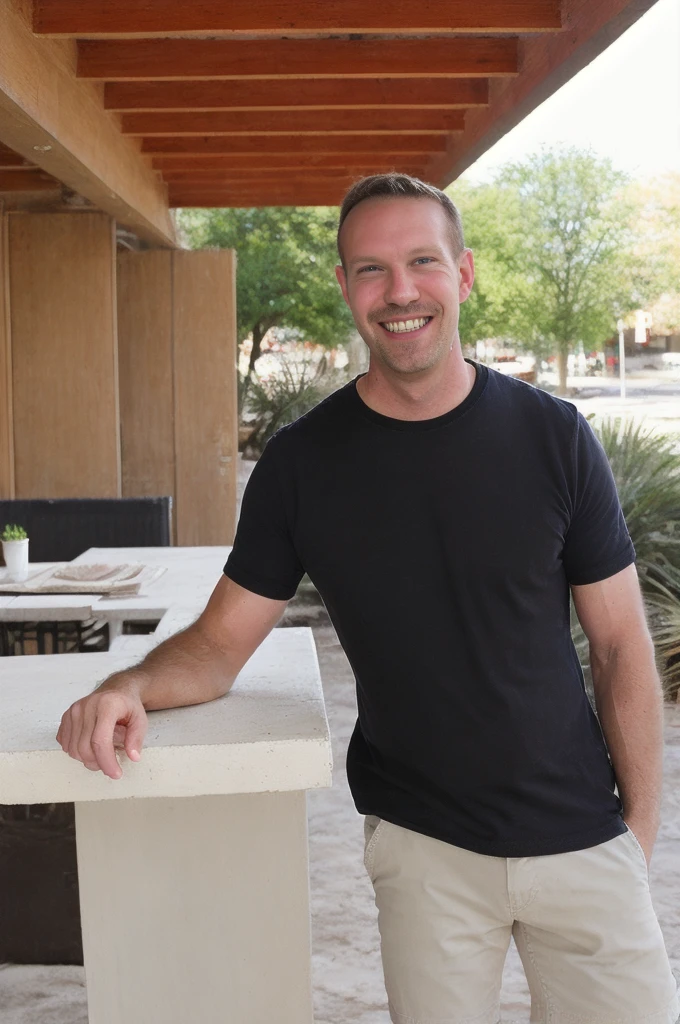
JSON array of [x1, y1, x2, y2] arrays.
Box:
[[2, 538, 29, 581]]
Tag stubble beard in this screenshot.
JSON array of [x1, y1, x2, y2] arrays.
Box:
[[359, 313, 456, 376]]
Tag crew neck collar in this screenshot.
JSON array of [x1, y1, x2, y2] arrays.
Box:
[[348, 359, 488, 431]]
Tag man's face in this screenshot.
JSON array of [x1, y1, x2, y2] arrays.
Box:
[[335, 196, 474, 376]]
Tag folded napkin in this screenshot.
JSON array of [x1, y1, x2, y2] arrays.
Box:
[[0, 563, 166, 595]]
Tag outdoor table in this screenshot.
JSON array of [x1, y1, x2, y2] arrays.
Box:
[[0, 626, 332, 1024], [0, 546, 231, 639]]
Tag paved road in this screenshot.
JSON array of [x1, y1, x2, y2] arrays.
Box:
[[538, 372, 680, 438]]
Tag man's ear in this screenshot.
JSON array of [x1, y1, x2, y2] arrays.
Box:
[[335, 263, 351, 307], [458, 249, 475, 305]]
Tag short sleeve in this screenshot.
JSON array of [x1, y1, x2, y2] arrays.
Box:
[[223, 437, 305, 600], [562, 413, 636, 586]]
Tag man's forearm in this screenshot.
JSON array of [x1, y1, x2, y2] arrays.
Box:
[[97, 622, 238, 711], [591, 634, 664, 841]]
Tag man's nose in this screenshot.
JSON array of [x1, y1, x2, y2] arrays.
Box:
[[383, 268, 420, 308]]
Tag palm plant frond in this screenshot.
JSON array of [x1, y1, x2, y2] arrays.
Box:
[[572, 417, 680, 700]]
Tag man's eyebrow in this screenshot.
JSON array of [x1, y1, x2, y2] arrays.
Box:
[[407, 245, 447, 257], [348, 255, 381, 268], [348, 245, 446, 269]]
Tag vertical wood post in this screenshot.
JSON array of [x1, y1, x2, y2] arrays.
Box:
[[0, 208, 14, 499], [7, 212, 120, 498], [117, 248, 238, 545]]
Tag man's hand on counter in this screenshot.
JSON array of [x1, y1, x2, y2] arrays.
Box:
[[55, 575, 291, 779], [56, 677, 147, 780]]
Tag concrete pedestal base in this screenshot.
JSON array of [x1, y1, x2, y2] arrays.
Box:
[[76, 790, 313, 1024]]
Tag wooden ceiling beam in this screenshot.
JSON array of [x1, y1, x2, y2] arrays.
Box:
[[105, 79, 490, 112], [143, 135, 446, 156], [122, 110, 466, 136], [78, 38, 519, 81], [152, 153, 426, 171], [169, 192, 347, 208], [0, 169, 61, 191], [426, 0, 661, 186], [0, 143, 35, 166], [159, 167, 426, 182], [0, 155, 38, 169], [35, 1, 562, 37], [0, 0, 175, 246], [167, 176, 358, 191]]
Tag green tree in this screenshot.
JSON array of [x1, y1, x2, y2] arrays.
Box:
[[452, 149, 648, 394], [628, 172, 680, 335], [497, 148, 645, 393], [449, 178, 528, 347], [177, 205, 353, 376]]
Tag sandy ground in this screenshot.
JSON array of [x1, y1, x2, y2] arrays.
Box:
[[2, 623, 679, 1023]]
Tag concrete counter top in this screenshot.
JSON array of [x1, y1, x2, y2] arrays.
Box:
[[0, 626, 332, 804]]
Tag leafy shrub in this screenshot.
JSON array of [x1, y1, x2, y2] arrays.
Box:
[[572, 417, 680, 699], [593, 417, 680, 580], [241, 352, 349, 457]]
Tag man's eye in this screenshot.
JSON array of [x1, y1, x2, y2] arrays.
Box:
[[415, 257, 435, 265], [357, 265, 380, 273]]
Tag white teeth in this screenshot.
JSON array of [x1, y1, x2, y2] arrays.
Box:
[[383, 317, 429, 333]]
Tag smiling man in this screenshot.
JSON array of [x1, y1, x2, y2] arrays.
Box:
[[57, 174, 678, 1024]]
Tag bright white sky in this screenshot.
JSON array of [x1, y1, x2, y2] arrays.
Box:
[[461, 0, 680, 184]]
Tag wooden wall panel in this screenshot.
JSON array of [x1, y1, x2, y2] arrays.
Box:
[[0, 208, 14, 498], [8, 212, 120, 497], [172, 250, 237, 546], [117, 250, 175, 525]]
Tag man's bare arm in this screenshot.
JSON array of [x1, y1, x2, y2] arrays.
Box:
[[56, 575, 289, 779], [571, 563, 664, 863]]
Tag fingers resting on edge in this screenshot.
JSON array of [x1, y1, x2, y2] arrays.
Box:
[[56, 692, 148, 780]]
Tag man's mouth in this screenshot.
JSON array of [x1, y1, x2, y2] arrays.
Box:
[[379, 316, 433, 335]]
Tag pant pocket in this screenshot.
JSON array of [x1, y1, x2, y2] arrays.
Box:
[[363, 815, 385, 880], [624, 824, 650, 877]]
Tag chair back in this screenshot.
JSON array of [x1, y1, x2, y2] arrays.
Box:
[[0, 497, 173, 562]]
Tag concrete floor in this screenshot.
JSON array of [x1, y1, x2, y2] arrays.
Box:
[[3, 622, 678, 1023]]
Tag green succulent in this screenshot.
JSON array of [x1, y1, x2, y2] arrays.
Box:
[[1, 523, 28, 541]]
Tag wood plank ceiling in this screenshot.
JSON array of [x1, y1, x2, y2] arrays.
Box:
[[10, 0, 657, 212], [29, 0, 565, 208]]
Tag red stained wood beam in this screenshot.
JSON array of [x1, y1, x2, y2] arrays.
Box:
[[169, 191, 347, 208], [167, 176, 358, 191], [0, 156, 39, 169], [0, 169, 61, 190], [105, 78, 490, 112], [34, 1, 562, 37], [122, 109, 467, 136], [158, 167, 427, 182], [152, 153, 427, 171], [142, 135, 447, 156], [78, 38, 519, 81]]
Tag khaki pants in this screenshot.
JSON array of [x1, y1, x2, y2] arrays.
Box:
[[363, 815, 679, 1024]]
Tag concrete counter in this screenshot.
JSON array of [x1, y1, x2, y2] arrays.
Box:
[[0, 626, 333, 1024]]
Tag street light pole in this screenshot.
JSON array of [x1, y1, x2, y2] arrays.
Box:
[[617, 318, 626, 401]]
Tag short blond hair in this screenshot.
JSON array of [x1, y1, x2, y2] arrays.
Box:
[[337, 173, 465, 266]]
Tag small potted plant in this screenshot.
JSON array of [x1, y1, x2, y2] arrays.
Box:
[[1, 523, 29, 581]]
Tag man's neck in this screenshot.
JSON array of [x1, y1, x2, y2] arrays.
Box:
[[355, 354, 476, 421]]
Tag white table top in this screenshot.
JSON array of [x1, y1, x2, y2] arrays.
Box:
[[0, 627, 332, 803], [0, 546, 232, 622]]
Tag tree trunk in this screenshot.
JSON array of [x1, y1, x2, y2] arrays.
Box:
[[247, 322, 265, 378], [346, 330, 370, 376], [556, 348, 569, 396]]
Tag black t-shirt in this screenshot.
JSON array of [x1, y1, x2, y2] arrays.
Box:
[[224, 359, 636, 857]]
